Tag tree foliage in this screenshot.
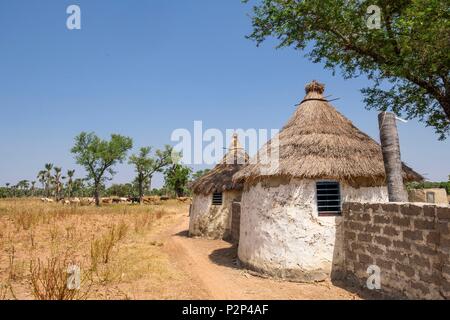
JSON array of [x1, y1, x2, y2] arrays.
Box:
[[244, 0, 450, 138], [192, 169, 211, 181], [164, 164, 192, 197], [128, 145, 174, 203], [71, 132, 133, 205]]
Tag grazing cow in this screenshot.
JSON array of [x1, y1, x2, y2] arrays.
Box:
[[80, 197, 95, 206], [102, 197, 113, 204], [128, 197, 140, 204], [112, 198, 121, 204], [70, 197, 81, 205]]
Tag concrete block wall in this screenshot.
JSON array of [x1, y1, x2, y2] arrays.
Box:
[[342, 202, 450, 299]]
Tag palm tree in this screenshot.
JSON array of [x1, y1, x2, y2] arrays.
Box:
[[17, 180, 30, 196], [37, 170, 46, 195], [31, 181, 36, 197], [11, 185, 17, 198], [72, 178, 86, 197], [53, 167, 63, 200], [378, 112, 408, 202], [44, 163, 54, 197], [66, 170, 75, 198], [5, 183, 10, 198]]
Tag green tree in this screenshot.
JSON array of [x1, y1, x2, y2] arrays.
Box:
[[66, 169, 75, 198], [52, 167, 64, 200], [16, 180, 30, 197], [71, 132, 133, 206], [43, 163, 54, 197], [164, 164, 192, 197], [37, 170, 46, 195], [5, 183, 10, 197], [244, 0, 450, 139], [71, 178, 87, 197], [128, 145, 175, 203], [30, 181, 36, 197], [192, 169, 211, 181], [105, 183, 135, 197]]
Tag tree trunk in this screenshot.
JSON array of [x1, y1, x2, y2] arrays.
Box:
[[94, 184, 100, 206], [138, 178, 144, 205], [378, 112, 408, 202]]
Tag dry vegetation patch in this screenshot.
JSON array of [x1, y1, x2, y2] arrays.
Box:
[[0, 198, 189, 300]]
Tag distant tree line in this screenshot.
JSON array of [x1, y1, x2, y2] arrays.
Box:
[[0, 132, 209, 204], [406, 176, 450, 194]]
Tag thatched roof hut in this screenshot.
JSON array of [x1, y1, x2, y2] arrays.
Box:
[[189, 134, 248, 239], [191, 134, 249, 195], [233, 80, 422, 187], [233, 80, 422, 282]]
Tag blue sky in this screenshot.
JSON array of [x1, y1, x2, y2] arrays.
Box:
[[0, 0, 448, 188]]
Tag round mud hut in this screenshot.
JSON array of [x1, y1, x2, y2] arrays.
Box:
[[232, 80, 422, 282], [189, 134, 249, 239]]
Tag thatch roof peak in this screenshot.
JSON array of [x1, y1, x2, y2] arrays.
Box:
[[233, 81, 423, 187], [305, 80, 325, 94], [191, 134, 249, 195]]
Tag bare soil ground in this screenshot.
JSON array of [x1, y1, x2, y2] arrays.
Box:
[[0, 199, 360, 300], [155, 213, 360, 300]]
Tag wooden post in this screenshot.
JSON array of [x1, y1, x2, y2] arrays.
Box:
[[378, 112, 408, 202]]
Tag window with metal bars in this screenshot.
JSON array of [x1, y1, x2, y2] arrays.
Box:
[[316, 181, 341, 216], [212, 192, 223, 206]]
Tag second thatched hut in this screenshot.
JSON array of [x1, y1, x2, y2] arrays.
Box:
[[189, 134, 248, 239], [233, 81, 422, 281]]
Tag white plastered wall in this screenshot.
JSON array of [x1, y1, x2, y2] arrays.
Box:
[[189, 190, 241, 239], [238, 178, 388, 280]]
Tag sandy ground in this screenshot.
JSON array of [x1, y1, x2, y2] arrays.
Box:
[[0, 199, 361, 300], [153, 212, 360, 300]]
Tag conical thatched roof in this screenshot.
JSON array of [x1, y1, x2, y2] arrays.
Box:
[[233, 81, 423, 187], [191, 134, 249, 195]]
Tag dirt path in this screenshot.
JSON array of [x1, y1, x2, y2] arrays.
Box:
[[157, 213, 361, 300]]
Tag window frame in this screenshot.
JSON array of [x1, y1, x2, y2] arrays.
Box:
[[426, 191, 436, 204], [212, 192, 223, 206], [316, 181, 342, 216]]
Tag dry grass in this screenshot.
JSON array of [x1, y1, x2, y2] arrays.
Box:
[[0, 198, 189, 300], [29, 253, 92, 300]]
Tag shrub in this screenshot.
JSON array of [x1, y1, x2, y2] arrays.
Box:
[[29, 255, 91, 300]]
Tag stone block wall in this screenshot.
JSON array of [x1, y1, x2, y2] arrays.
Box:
[[342, 202, 450, 299]]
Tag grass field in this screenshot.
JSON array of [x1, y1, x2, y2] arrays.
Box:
[[0, 198, 190, 300]]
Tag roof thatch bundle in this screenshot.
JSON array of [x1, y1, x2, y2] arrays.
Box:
[[233, 81, 423, 187], [191, 134, 249, 195]]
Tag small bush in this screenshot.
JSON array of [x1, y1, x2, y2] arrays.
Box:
[[29, 255, 91, 300], [0, 282, 16, 300], [13, 211, 40, 231], [90, 222, 129, 270]]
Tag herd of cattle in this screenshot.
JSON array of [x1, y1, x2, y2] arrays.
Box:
[[39, 196, 191, 205]]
